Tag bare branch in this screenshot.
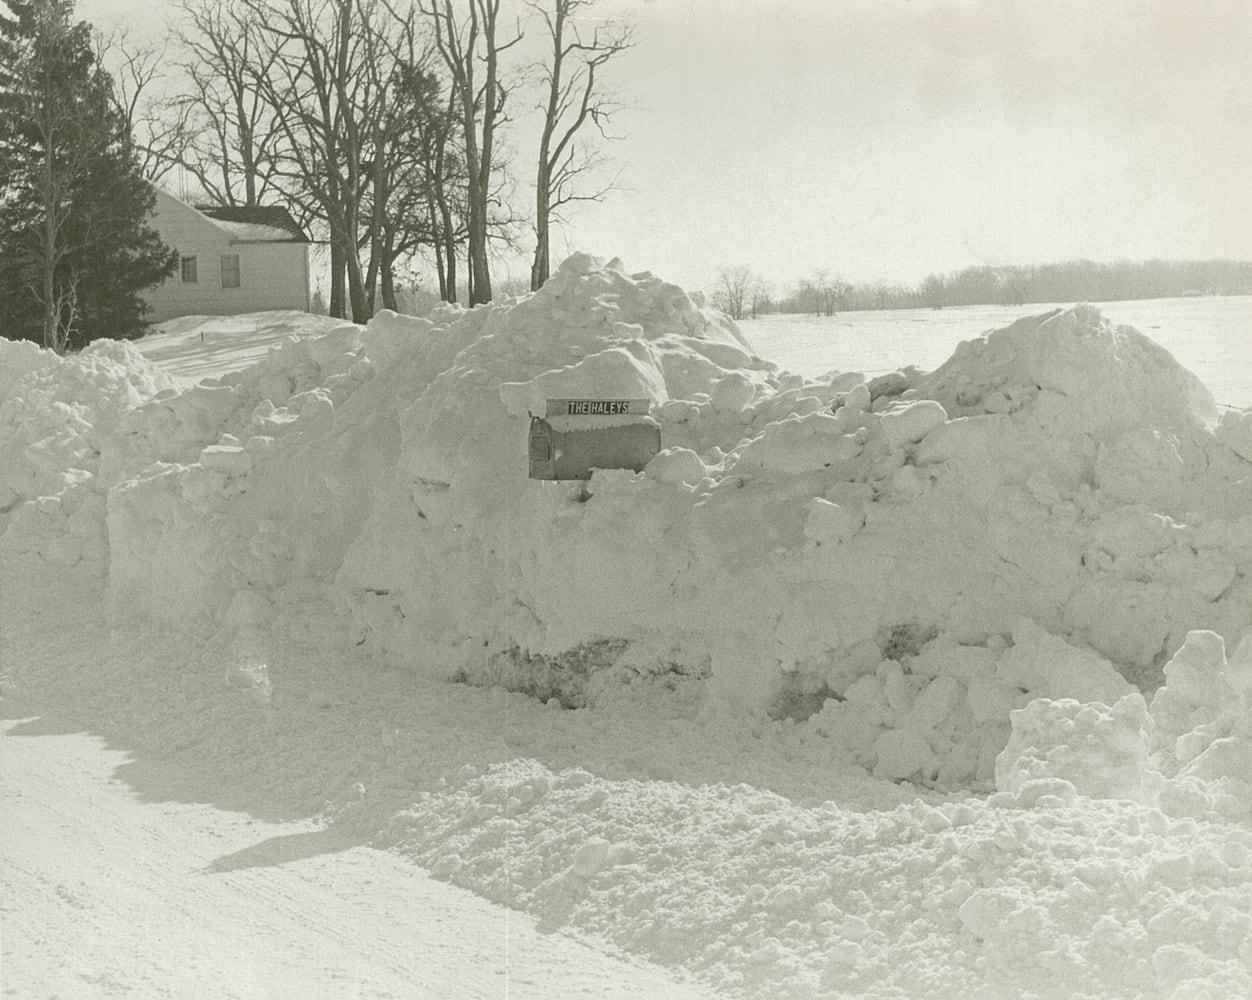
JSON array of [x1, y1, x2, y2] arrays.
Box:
[[527, 0, 634, 291], [419, 0, 522, 303]]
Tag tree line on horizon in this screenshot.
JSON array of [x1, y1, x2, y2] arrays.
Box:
[[713, 258, 1252, 321]]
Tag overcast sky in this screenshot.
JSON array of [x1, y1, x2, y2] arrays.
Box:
[[80, 0, 1252, 293]]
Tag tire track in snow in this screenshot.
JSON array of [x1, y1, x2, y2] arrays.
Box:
[[0, 718, 712, 999]]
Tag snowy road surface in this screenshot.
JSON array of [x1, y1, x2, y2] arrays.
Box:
[[0, 716, 711, 1000]]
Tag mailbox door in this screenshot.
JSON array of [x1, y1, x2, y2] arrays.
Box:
[[528, 418, 556, 479]]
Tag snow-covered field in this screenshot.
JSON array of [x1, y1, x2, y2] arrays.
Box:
[[747, 295, 1252, 410], [3, 254, 1251, 999]]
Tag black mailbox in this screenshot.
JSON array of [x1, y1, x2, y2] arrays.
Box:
[[528, 398, 661, 481]]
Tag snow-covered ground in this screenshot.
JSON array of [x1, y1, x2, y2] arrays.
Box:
[[3, 255, 1251, 999], [1, 717, 710, 999], [747, 296, 1252, 409]]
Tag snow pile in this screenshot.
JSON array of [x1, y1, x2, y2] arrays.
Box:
[[5, 255, 1252, 796], [332, 266, 1248, 790], [995, 693, 1154, 803], [0, 339, 176, 574], [992, 626, 1252, 818], [97, 323, 372, 613], [1150, 629, 1252, 792], [379, 755, 1251, 1000], [1218, 406, 1252, 463]]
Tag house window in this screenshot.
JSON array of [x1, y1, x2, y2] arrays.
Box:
[[180, 256, 198, 283], [220, 254, 241, 289]]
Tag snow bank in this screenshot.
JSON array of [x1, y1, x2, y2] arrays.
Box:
[[4, 264, 1252, 999], [380, 752, 1252, 999], [3, 256, 1251, 796], [992, 625, 1252, 820], [0, 339, 176, 574]]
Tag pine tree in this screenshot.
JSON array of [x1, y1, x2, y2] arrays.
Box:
[[0, 0, 176, 353]]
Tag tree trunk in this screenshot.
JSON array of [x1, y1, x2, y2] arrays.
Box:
[[241, 113, 257, 205], [428, 196, 448, 301], [363, 207, 381, 315], [364, 229, 380, 316], [468, 232, 490, 303], [377, 223, 397, 312], [444, 237, 457, 303], [463, 130, 490, 304], [436, 192, 458, 304], [462, 4, 496, 306], [531, 1, 560, 293], [330, 241, 346, 318], [364, 119, 387, 315], [345, 247, 369, 322], [40, 152, 59, 351], [530, 187, 550, 291], [380, 243, 397, 312]]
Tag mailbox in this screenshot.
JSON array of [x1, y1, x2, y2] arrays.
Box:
[[528, 398, 661, 481]]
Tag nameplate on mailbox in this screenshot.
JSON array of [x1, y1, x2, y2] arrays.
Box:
[[545, 398, 651, 418]]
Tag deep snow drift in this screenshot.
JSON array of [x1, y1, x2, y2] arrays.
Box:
[[2, 253, 1251, 999]]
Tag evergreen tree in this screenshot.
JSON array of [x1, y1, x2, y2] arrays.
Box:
[[0, 0, 176, 353]]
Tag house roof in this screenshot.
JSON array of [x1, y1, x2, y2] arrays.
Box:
[[195, 205, 311, 243]]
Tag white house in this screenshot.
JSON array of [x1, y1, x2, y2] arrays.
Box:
[[143, 188, 311, 323]]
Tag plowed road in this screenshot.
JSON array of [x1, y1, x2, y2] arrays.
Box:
[[1, 717, 710, 999]]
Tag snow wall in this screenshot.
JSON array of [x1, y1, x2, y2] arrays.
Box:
[[3, 252, 1251, 794]]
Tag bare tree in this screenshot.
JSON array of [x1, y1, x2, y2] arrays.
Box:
[[172, 0, 283, 207], [94, 28, 187, 184], [423, 84, 468, 301], [420, 0, 523, 305], [810, 269, 851, 316], [920, 272, 947, 309], [713, 264, 753, 320], [527, 0, 632, 291], [748, 273, 771, 319], [230, 0, 388, 320], [170, 0, 467, 318], [792, 275, 819, 316], [359, 5, 460, 312]]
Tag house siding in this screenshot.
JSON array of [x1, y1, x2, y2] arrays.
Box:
[[143, 189, 310, 323]]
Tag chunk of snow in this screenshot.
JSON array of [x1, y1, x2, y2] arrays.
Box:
[[877, 399, 948, 449], [995, 693, 1152, 800]]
